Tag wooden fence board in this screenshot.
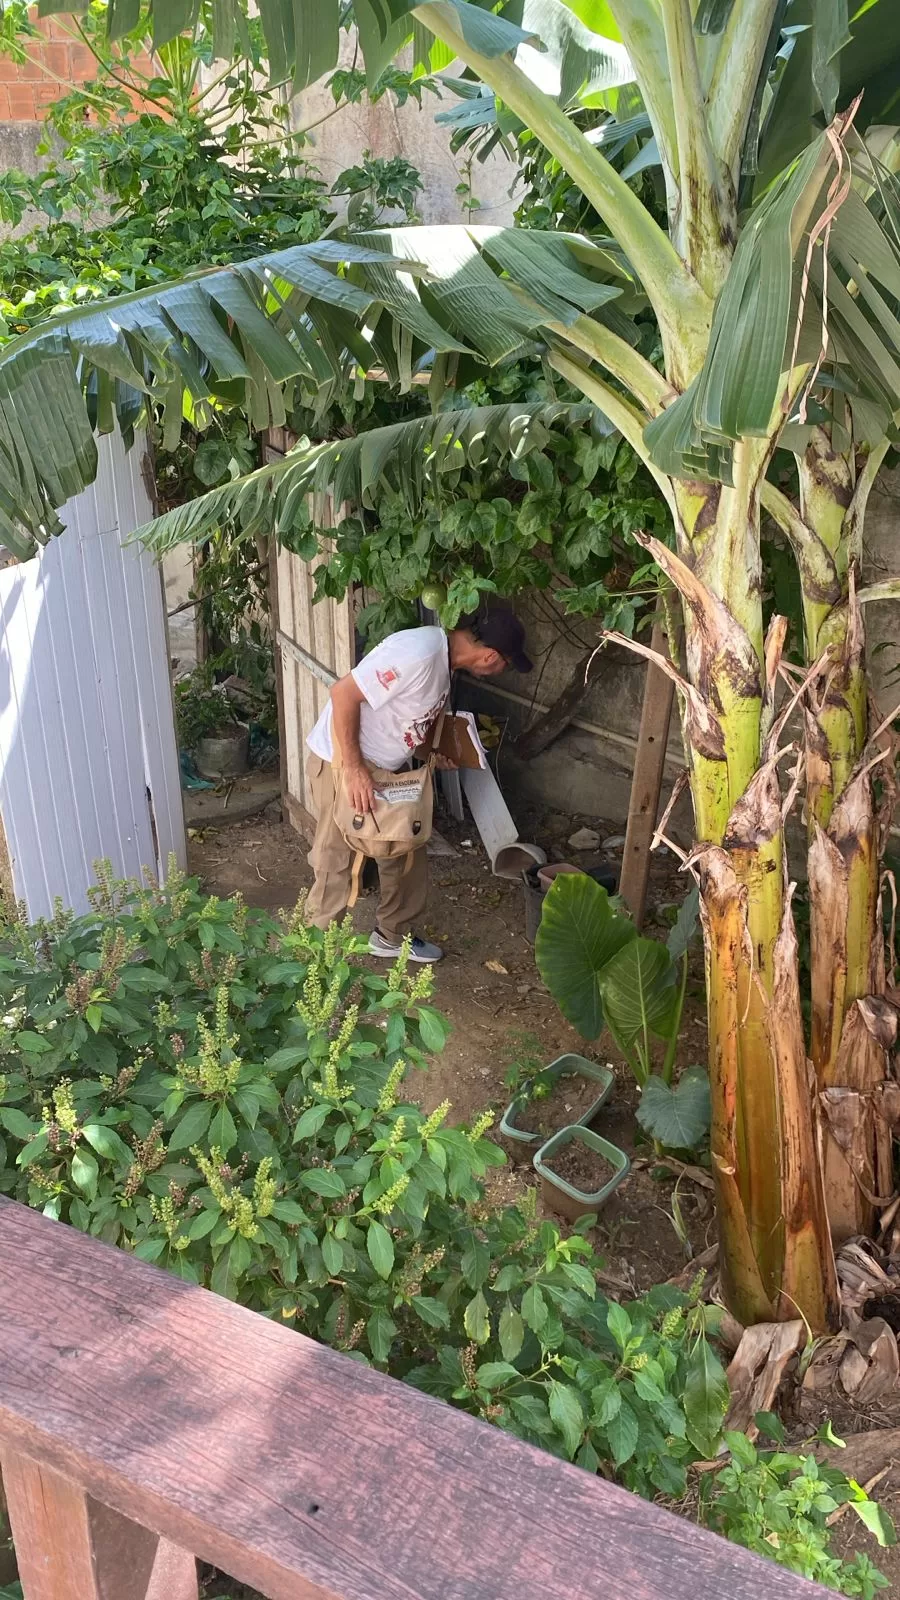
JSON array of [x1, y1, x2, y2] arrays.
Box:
[[2, 1452, 198, 1600], [263, 435, 354, 840], [0, 1200, 830, 1600]]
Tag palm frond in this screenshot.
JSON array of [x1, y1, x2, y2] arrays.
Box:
[[136, 400, 597, 554], [757, 0, 900, 190], [0, 227, 622, 558], [646, 132, 900, 478]]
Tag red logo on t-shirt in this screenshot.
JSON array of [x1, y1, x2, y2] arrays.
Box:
[[377, 667, 399, 689]]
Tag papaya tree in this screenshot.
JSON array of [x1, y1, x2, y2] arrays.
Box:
[[1, 0, 900, 1333]]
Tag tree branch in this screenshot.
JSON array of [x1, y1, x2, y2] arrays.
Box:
[[760, 478, 842, 606], [513, 647, 600, 759], [546, 313, 675, 417], [659, 0, 733, 294], [857, 577, 900, 607], [707, 0, 781, 183], [846, 433, 893, 564], [605, 0, 678, 185], [760, 479, 813, 545]]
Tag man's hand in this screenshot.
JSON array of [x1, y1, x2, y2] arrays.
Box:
[[345, 763, 376, 815], [432, 753, 459, 771]]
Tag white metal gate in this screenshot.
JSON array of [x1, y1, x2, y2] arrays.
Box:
[[0, 431, 186, 919]]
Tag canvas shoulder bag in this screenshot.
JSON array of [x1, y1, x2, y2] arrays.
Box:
[[331, 707, 445, 901]]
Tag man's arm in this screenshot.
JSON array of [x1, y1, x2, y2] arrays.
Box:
[[330, 675, 376, 814]]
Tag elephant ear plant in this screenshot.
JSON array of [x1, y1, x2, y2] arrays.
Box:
[[536, 873, 711, 1154], [3, 0, 900, 1334]]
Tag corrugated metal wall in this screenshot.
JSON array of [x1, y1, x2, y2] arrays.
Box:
[[0, 431, 186, 919]]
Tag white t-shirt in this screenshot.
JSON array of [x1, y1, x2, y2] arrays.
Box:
[[307, 626, 450, 771]]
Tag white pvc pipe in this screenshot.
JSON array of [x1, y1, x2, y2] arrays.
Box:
[[461, 764, 546, 879]]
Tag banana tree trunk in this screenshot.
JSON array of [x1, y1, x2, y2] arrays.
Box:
[[796, 433, 892, 1240], [651, 464, 840, 1332]]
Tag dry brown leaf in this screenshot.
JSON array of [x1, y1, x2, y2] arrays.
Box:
[[839, 1317, 900, 1403], [484, 960, 509, 976], [724, 1321, 805, 1437], [837, 1236, 896, 1323], [802, 1337, 848, 1395]]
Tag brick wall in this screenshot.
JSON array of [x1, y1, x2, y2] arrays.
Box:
[[0, 14, 152, 122]]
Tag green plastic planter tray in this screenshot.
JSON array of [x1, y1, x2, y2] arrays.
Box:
[[500, 1054, 614, 1160], [534, 1124, 630, 1224]]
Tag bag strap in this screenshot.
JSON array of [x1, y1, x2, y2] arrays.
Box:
[[425, 702, 447, 769], [346, 850, 366, 908]]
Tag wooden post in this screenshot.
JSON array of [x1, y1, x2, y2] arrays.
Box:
[[618, 613, 675, 928], [3, 1454, 197, 1600]]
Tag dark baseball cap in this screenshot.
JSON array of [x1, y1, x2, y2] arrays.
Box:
[[473, 607, 533, 673]]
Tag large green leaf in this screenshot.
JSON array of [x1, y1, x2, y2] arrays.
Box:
[[257, 0, 338, 89], [136, 400, 594, 554], [353, 0, 537, 87], [513, 0, 635, 108], [645, 130, 900, 476], [597, 936, 677, 1047], [683, 1338, 729, 1457], [759, 0, 900, 190], [850, 1499, 898, 1551], [665, 886, 700, 963], [635, 1068, 711, 1151], [0, 226, 616, 558], [683, 136, 827, 443], [534, 873, 636, 1040]]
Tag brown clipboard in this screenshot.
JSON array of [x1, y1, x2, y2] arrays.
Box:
[[415, 711, 484, 769]]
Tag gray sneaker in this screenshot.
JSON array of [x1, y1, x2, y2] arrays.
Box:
[[368, 929, 444, 963]]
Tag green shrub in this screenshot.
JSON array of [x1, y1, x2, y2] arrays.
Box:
[[174, 673, 240, 752], [701, 1420, 895, 1597], [0, 865, 729, 1494], [1, 869, 891, 1586]]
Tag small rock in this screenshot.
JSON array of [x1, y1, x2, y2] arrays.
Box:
[[602, 834, 626, 850], [568, 827, 600, 851], [460, 837, 473, 847]]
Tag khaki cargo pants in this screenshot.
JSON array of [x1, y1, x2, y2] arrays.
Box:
[[305, 754, 428, 940]]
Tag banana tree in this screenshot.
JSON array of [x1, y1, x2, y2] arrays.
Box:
[[3, 0, 900, 1333]]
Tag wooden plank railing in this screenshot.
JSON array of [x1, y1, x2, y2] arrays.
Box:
[[0, 1198, 830, 1600]]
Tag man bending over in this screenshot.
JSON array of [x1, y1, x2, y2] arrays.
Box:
[[305, 609, 532, 962]]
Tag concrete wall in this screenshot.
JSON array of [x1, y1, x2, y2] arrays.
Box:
[[164, 546, 199, 671], [457, 590, 690, 837], [461, 472, 900, 836], [289, 36, 519, 228]]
